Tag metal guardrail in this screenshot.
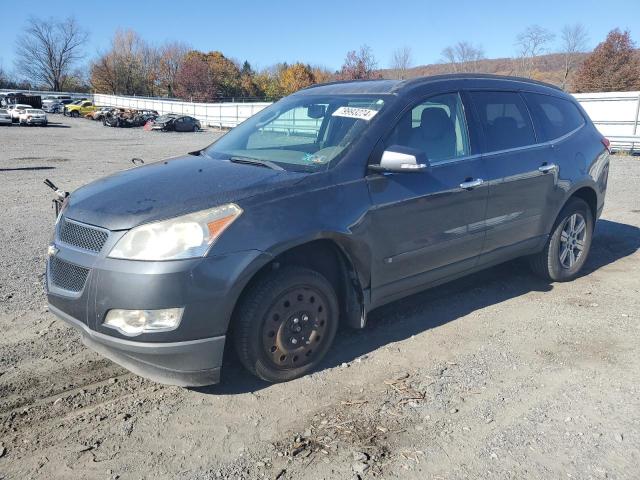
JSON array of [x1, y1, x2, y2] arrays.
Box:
[[607, 135, 640, 153], [573, 91, 640, 153]]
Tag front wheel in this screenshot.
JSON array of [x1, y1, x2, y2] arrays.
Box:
[[529, 198, 594, 281], [233, 266, 339, 383], [71, 111, 79, 118]]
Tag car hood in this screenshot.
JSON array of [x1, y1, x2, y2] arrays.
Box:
[[64, 154, 307, 230]]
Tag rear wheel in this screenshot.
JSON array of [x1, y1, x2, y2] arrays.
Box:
[[529, 198, 593, 281], [234, 266, 339, 383]]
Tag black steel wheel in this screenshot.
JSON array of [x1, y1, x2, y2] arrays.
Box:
[[234, 266, 339, 383], [529, 197, 594, 281]]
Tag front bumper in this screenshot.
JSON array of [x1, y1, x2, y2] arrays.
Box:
[[46, 217, 272, 386], [50, 304, 224, 386]]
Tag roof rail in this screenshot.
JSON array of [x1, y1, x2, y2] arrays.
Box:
[[397, 73, 563, 91]]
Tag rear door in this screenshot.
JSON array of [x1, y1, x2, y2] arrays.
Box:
[[367, 91, 488, 304], [469, 90, 558, 261]]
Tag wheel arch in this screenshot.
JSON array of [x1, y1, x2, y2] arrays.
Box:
[[547, 183, 599, 234], [229, 237, 369, 333]]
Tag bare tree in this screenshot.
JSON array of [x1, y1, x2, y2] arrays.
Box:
[[15, 16, 88, 91], [390, 46, 413, 79], [560, 23, 589, 90], [515, 25, 555, 77], [338, 45, 379, 80], [441, 41, 485, 73], [158, 42, 190, 97]]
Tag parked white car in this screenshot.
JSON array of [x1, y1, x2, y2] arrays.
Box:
[[8, 104, 32, 122], [18, 108, 48, 126], [0, 108, 12, 125]]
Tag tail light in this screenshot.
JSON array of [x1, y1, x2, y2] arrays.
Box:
[[601, 137, 611, 153]]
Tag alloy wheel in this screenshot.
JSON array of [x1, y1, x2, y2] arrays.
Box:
[[559, 213, 587, 269]]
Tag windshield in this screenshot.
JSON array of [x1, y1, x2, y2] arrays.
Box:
[[203, 95, 386, 172]]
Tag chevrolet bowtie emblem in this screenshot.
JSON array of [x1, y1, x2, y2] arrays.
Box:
[[47, 245, 59, 257]]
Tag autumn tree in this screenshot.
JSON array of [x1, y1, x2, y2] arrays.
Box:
[[239, 61, 260, 97], [311, 66, 333, 84], [515, 25, 555, 77], [173, 51, 242, 101], [339, 45, 379, 80], [441, 42, 484, 73], [390, 46, 413, 79], [573, 29, 640, 92], [279, 63, 315, 95], [15, 16, 88, 91], [173, 52, 215, 101]]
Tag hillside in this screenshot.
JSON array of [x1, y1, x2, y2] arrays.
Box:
[[379, 52, 591, 89]]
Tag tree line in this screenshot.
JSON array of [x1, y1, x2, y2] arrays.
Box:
[[2, 16, 639, 99]]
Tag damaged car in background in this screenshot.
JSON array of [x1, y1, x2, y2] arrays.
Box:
[[103, 108, 159, 128], [89, 106, 115, 121], [150, 114, 201, 132]]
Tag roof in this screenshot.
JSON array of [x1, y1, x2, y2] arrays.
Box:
[[296, 79, 401, 95], [298, 73, 562, 96]]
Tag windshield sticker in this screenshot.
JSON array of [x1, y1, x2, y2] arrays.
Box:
[[332, 106, 379, 121]]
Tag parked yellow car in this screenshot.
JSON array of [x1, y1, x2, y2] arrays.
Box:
[[64, 100, 97, 118]]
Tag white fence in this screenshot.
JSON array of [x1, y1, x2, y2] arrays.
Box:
[[92, 94, 271, 129], [572, 91, 640, 152]]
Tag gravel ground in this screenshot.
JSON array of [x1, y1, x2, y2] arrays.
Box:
[[0, 116, 639, 480]]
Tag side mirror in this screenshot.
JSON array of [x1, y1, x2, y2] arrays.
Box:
[[369, 145, 429, 173]]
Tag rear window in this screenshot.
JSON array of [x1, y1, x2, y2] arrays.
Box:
[[470, 91, 536, 151], [523, 93, 585, 141]]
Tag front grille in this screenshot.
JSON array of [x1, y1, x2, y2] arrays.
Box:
[[58, 217, 109, 253], [49, 257, 90, 293]]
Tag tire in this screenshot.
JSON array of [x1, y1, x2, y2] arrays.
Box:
[[71, 111, 79, 118], [193, 124, 198, 132], [233, 266, 339, 383], [529, 198, 594, 282]]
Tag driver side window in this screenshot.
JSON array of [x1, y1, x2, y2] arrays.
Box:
[[387, 92, 470, 163]]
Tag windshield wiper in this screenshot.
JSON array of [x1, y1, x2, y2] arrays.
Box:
[[228, 156, 284, 171]]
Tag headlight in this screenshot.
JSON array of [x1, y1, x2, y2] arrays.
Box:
[[109, 203, 242, 261], [104, 308, 183, 336]]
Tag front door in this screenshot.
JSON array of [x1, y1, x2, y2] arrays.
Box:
[[367, 92, 488, 305]]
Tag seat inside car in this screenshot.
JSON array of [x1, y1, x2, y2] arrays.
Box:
[[408, 108, 457, 161]]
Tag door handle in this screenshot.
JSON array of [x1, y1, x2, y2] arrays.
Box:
[[459, 178, 484, 190], [538, 163, 558, 173]]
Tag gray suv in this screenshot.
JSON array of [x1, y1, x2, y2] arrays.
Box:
[[46, 74, 610, 386]]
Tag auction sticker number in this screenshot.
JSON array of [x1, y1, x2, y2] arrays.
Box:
[[332, 106, 379, 121]]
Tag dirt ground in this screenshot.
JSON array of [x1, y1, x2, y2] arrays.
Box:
[[0, 116, 639, 480]]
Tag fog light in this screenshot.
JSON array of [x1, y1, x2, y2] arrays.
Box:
[[103, 308, 184, 336]]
